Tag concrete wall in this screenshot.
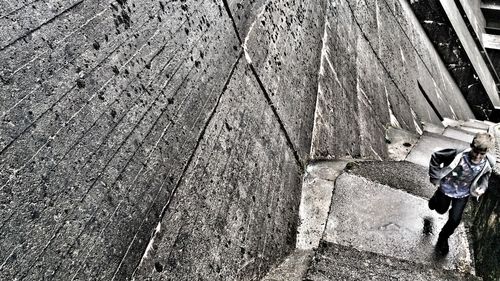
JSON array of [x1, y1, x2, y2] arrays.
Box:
[[0, 0, 324, 280], [472, 173, 500, 281], [310, 0, 475, 160], [0, 0, 476, 280]]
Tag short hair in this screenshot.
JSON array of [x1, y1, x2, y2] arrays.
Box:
[[472, 132, 495, 151]]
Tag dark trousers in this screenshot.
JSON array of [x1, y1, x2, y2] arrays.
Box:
[[429, 190, 469, 239]]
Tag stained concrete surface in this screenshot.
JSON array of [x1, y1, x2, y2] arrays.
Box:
[[385, 126, 420, 161], [324, 173, 473, 273]]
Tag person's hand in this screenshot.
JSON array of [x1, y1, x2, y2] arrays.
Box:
[[429, 178, 439, 186], [471, 189, 485, 199]]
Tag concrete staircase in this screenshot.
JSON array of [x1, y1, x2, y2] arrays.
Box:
[[261, 119, 497, 281]]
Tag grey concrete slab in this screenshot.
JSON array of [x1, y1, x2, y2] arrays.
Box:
[[324, 173, 473, 272], [306, 242, 480, 281], [261, 249, 313, 281], [296, 161, 349, 250], [442, 127, 475, 143], [405, 132, 470, 167]]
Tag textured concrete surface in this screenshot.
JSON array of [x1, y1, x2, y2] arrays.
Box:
[[261, 249, 313, 281], [0, 0, 243, 280], [305, 242, 480, 281], [406, 132, 470, 167], [132, 59, 302, 281], [324, 173, 473, 273], [296, 161, 348, 250]]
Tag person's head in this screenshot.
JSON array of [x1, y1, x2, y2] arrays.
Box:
[[469, 132, 495, 164]]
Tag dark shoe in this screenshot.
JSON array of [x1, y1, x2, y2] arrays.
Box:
[[428, 198, 435, 211], [436, 236, 449, 255], [423, 217, 433, 235]]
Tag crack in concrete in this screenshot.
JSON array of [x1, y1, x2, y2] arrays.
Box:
[[221, 0, 242, 43], [249, 63, 303, 171]]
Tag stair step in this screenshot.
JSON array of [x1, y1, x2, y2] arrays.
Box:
[[463, 120, 492, 131], [405, 132, 470, 167], [442, 127, 475, 143], [305, 242, 480, 281], [470, 119, 496, 127], [323, 173, 473, 272], [458, 126, 488, 135], [345, 160, 435, 199]]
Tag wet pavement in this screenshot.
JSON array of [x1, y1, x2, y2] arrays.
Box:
[[323, 173, 473, 273]]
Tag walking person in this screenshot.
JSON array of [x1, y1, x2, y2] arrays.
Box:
[[428, 132, 495, 255]]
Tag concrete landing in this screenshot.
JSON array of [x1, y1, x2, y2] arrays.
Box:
[[405, 132, 470, 167], [323, 173, 473, 273], [305, 242, 480, 281]]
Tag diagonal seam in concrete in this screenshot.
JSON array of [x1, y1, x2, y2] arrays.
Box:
[[129, 52, 243, 279]]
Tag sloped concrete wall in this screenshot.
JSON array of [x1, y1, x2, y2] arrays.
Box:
[[0, 0, 324, 280], [310, 0, 476, 160]]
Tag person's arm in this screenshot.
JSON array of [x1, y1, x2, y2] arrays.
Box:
[[471, 170, 491, 198], [429, 148, 457, 185], [471, 156, 495, 198]]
